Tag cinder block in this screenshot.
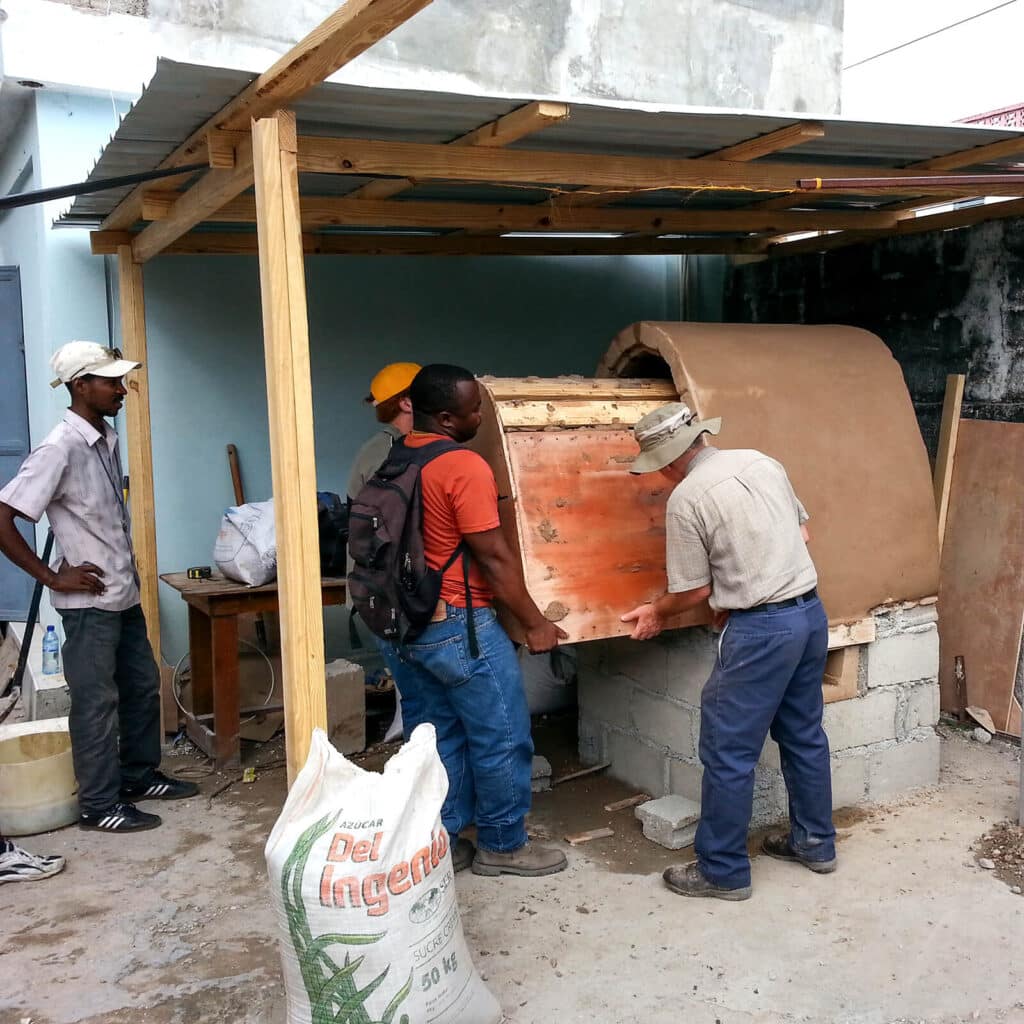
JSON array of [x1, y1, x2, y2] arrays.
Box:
[[759, 738, 781, 771], [26, 673, 71, 720], [577, 671, 633, 727], [531, 755, 552, 793], [661, 629, 717, 704], [603, 636, 671, 689], [629, 689, 697, 759], [607, 730, 668, 798], [899, 681, 940, 737], [635, 794, 701, 850], [325, 658, 365, 755], [823, 688, 898, 750], [667, 758, 703, 803], [823, 646, 860, 704], [867, 734, 940, 801], [830, 753, 868, 809], [902, 604, 939, 629], [578, 714, 607, 764], [866, 627, 939, 688]]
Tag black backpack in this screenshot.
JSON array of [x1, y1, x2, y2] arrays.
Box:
[[347, 437, 478, 655], [316, 491, 349, 576]]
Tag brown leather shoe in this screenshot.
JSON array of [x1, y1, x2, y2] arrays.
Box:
[[663, 862, 752, 901], [471, 840, 568, 877], [761, 833, 836, 874], [452, 837, 475, 873]]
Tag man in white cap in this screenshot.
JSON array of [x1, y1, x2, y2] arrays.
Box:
[[0, 341, 198, 835], [622, 403, 835, 901]]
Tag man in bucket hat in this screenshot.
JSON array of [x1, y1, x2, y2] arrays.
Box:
[[0, 342, 198, 835], [622, 403, 835, 901]]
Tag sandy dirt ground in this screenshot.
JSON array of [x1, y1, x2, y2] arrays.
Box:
[[1, 728, 1022, 1024]]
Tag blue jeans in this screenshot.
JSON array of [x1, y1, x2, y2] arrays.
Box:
[[696, 595, 836, 889], [380, 606, 533, 852]]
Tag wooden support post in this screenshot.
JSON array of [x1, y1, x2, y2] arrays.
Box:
[[252, 109, 327, 784], [116, 245, 170, 731], [934, 373, 966, 554]]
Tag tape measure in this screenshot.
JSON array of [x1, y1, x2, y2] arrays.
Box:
[[187, 565, 212, 580]]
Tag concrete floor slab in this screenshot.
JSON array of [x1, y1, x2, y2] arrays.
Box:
[[1, 732, 1022, 1024]]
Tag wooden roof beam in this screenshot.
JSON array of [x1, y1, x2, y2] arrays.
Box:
[[91, 230, 768, 257], [100, 0, 436, 231], [142, 194, 900, 233], [552, 120, 825, 211]]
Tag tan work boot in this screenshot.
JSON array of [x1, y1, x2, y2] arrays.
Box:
[[471, 840, 568, 877]]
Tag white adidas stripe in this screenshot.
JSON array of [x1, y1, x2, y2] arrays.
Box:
[[106, 816, 124, 830], [99, 815, 115, 828]]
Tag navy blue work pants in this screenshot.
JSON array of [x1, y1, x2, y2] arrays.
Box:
[[696, 595, 836, 889]]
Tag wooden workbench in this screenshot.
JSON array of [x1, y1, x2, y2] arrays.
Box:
[[161, 571, 347, 768]]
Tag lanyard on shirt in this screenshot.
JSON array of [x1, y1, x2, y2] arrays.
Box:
[[95, 440, 126, 511]]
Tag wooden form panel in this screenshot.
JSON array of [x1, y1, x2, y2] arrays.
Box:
[[499, 429, 709, 644], [938, 420, 1024, 736]]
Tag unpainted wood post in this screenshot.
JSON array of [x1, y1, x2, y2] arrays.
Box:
[[116, 245, 169, 731], [252, 109, 327, 784]]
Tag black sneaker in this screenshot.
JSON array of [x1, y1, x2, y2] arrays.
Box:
[[761, 833, 837, 874], [79, 801, 162, 833], [121, 770, 199, 802]]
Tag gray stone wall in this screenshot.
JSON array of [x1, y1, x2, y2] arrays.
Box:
[[51, 0, 844, 112], [578, 602, 940, 831], [725, 219, 1024, 457]]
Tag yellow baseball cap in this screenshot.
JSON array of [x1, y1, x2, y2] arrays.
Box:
[[365, 362, 422, 405]]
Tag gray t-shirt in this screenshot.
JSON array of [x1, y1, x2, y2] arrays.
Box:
[[346, 422, 403, 502], [665, 446, 817, 611]]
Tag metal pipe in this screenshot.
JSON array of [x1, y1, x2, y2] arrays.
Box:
[[0, 163, 208, 212], [798, 173, 1024, 191]]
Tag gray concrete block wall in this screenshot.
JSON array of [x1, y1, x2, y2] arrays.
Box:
[[577, 602, 941, 830]]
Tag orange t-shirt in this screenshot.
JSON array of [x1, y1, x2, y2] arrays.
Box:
[[403, 432, 499, 608]]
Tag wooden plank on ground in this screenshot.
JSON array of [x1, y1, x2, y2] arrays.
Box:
[[604, 794, 651, 812], [252, 109, 328, 783], [934, 373, 966, 554], [101, 0, 436, 231], [565, 827, 615, 846], [117, 245, 166, 731], [938, 420, 1024, 735]]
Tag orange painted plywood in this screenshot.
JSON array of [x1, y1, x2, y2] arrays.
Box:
[[938, 419, 1024, 735]]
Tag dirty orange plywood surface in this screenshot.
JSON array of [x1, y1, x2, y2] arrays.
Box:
[[938, 420, 1024, 736], [501, 430, 708, 643], [599, 322, 940, 623]]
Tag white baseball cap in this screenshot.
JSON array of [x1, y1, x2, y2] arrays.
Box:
[[49, 341, 141, 389]]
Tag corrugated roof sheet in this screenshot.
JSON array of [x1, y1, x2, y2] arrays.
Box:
[[59, 58, 1024, 228]]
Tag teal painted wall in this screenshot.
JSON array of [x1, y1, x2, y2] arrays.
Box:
[[138, 254, 683, 662]]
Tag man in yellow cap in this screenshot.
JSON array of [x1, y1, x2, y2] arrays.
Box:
[[346, 362, 421, 503]]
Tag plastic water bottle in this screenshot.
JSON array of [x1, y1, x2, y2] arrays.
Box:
[[41, 625, 60, 676]]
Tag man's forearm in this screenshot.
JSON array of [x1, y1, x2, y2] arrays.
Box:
[[475, 550, 547, 630], [0, 506, 56, 588], [653, 584, 712, 619]]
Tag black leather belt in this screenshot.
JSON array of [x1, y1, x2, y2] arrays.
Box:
[[747, 587, 817, 613]]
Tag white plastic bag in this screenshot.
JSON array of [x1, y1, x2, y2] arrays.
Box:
[[213, 500, 277, 586], [265, 726, 501, 1024]]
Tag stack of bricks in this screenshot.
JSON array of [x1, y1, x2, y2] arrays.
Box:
[[578, 600, 941, 832]]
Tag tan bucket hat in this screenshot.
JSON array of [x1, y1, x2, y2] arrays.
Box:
[[629, 402, 722, 475]]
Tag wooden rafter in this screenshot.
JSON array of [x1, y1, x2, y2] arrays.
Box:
[[100, 0, 436, 232], [91, 230, 768, 257], [342, 100, 570, 202], [137, 193, 900, 233], [550, 120, 826, 211], [290, 135, 999, 195]]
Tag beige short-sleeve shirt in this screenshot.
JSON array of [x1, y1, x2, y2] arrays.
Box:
[[665, 446, 817, 611]]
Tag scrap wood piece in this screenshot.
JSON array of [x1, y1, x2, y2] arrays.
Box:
[[934, 373, 966, 553], [604, 793, 651, 812], [565, 827, 615, 846], [966, 705, 997, 735], [550, 762, 611, 787]]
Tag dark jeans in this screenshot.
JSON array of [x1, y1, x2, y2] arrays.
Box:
[[380, 606, 533, 852], [696, 595, 836, 889], [58, 604, 161, 815]]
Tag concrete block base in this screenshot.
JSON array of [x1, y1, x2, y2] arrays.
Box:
[[636, 795, 701, 850], [531, 755, 552, 792], [325, 658, 366, 755]]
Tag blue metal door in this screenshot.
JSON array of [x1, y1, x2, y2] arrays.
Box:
[[0, 267, 34, 620]]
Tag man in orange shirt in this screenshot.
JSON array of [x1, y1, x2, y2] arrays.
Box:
[[379, 363, 569, 878]]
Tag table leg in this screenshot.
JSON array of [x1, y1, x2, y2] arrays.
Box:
[[211, 614, 241, 770], [188, 605, 213, 717]]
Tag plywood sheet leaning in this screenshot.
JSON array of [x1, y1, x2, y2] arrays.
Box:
[[938, 420, 1024, 736], [469, 376, 705, 643], [598, 322, 940, 624]]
